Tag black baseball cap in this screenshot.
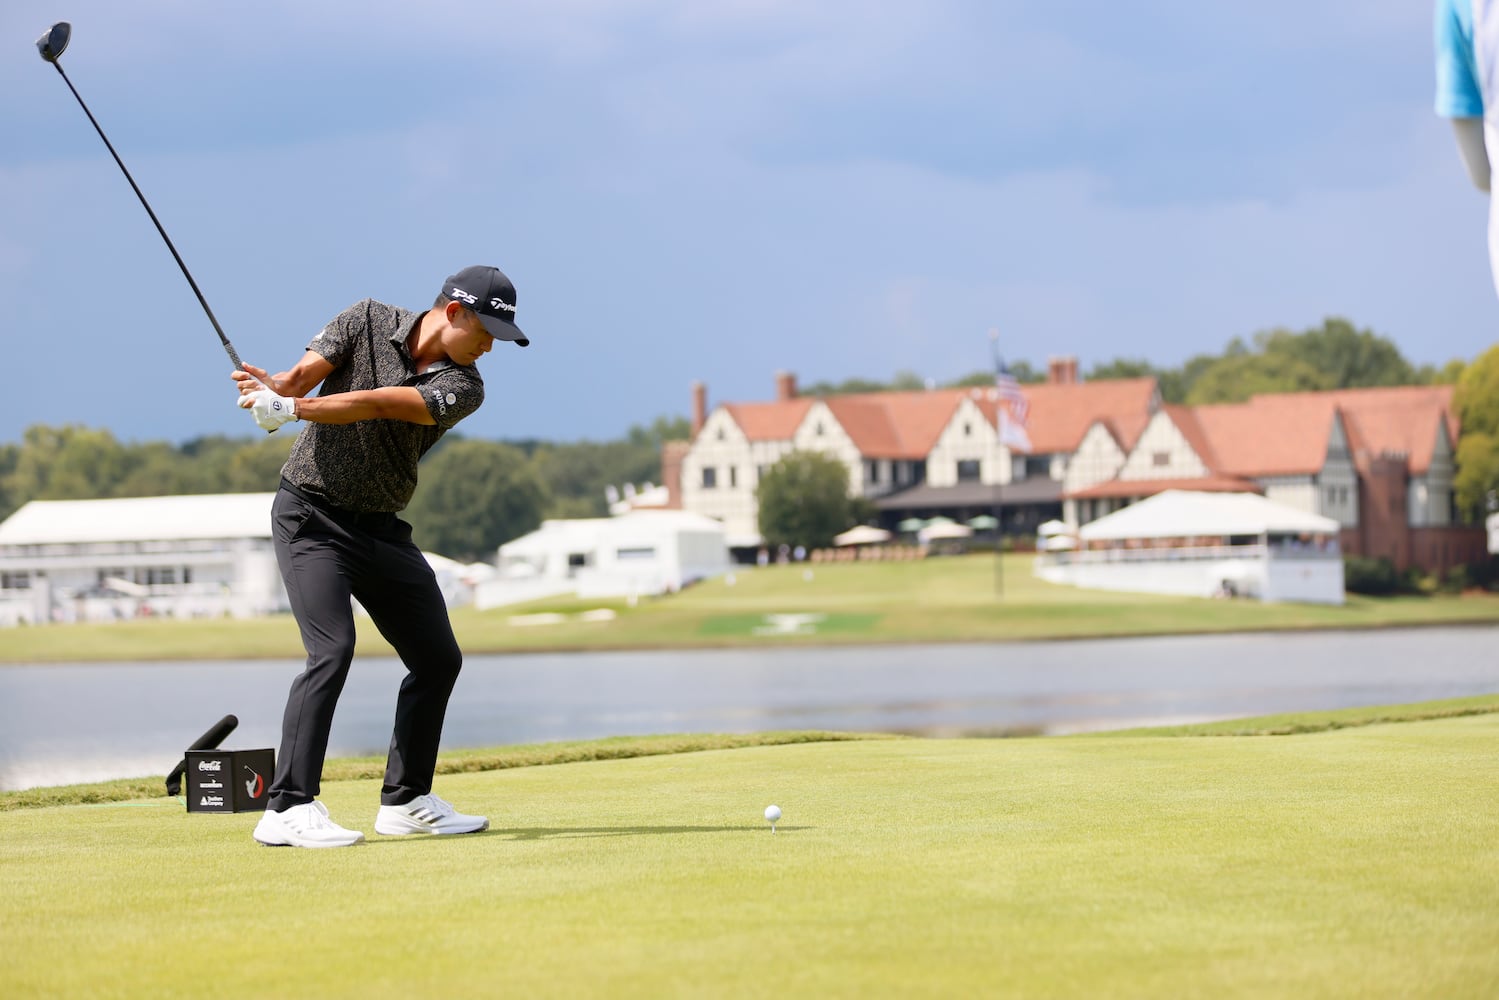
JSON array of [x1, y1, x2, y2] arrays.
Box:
[[441, 265, 529, 347]]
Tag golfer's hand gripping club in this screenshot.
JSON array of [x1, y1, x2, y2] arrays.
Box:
[[234, 363, 297, 433]]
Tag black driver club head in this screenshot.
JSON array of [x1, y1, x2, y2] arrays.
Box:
[[36, 21, 71, 63]]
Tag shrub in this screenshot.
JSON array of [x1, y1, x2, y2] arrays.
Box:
[[1343, 556, 1401, 595]]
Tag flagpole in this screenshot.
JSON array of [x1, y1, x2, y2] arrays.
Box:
[[989, 329, 1004, 599]]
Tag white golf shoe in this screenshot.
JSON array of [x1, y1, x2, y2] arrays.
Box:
[[253, 801, 365, 848], [374, 793, 488, 836]]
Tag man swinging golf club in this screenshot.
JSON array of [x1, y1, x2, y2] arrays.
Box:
[[236, 266, 529, 848]]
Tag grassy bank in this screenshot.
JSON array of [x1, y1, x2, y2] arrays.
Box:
[[3, 702, 1497, 998], [3, 554, 1498, 663]]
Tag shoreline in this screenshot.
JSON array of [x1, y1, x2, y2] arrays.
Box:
[[2, 611, 1498, 666]]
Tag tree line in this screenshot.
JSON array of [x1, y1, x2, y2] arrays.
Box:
[[811, 318, 1466, 402], [2, 319, 1496, 561], [0, 417, 689, 563]]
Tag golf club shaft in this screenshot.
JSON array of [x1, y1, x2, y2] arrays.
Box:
[[48, 61, 247, 373]]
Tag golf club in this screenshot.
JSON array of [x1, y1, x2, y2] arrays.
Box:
[[36, 22, 254, 378]]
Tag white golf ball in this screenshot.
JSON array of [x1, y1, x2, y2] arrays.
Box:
[[764, 804, 782, 823]]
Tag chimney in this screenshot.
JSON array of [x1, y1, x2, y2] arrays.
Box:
[[660, 440, 690, 509], [775, 370, 797, 401], [691, 381, 707, 438], [1048, 356, 1079, 385]]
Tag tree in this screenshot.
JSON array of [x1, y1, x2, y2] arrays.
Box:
[[1184, 352, 1332, 404], [1453, 344, 1499, 521], [224, 435, 300, 492], [113, 442, 200, 498], [0, 442, 18, 522], [1086, 358, 1158, 381], [528, 438, 660, 518], [405, 440, 549, 561], [7, 425, 132, 500], [1419, 358, 1467, 386], [947, 360, 1044, 389], [1454, 432, 1499, 521], [624, 416, 691, 449], [756, 450, 851, 550], [1257, 318, 1417, 389]]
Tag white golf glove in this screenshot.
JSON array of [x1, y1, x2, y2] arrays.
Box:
[[242, 388, 298, 431]]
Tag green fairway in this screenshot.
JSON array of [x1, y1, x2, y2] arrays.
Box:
[[4, 713, 1497, 998], [3, 553, 1498, 663]]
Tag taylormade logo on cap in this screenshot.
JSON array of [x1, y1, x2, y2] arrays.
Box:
[[443, 265, 529, 347]]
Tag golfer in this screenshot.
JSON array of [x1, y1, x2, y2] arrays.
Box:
[[234, 265, 530, 848], [1436, 0, 1499, 296]]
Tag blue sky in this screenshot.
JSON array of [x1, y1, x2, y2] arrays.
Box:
[[2, 1, 1493, 446]]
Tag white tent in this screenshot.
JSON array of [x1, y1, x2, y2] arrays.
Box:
[[0, 493, 277, 544], [919, 521, 973, 542], [1079, 491, 1339, 542], [0, 494, 285, 625], [1037, 518, 1076, 551], [834, 525, 892, 546], [1488, 512, 1499, 555], [479, 509, 730, 608]]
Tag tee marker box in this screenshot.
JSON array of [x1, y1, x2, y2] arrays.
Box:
[[184, 748, 274, 813]]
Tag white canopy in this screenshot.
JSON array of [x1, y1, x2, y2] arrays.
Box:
[[1078, 491, 1339, 542], [1488, 512, 1498, 555], [920, 521, 973, 542], [833, 525, 892, 546], [0, 494, 276, 544], [1037, 519, 1071, 537]]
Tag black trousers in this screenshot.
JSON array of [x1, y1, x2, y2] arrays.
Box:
[[266, 484, 462, 811]]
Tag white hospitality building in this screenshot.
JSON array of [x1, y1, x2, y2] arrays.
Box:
[[0, 494, 287, 626], [478, 509, 731, 609], [0, 493, 498, 626], [1033, 490, 1345, 605]]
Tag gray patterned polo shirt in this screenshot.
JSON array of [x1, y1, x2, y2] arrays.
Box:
[[279, 298, 485, 513]]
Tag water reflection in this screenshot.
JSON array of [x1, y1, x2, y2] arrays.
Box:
[[2, 626, 1495, 791]]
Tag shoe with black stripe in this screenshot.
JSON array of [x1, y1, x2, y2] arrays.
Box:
[[374, 793, 488, 836]]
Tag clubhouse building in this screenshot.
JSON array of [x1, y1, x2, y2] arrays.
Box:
[[662, 360, 1486, 574]]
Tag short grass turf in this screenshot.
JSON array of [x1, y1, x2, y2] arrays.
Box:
[[3, 718, 1498, 999], [6, 554, 1499, 663]]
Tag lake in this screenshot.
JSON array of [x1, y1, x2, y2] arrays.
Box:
[[2, 626, 1495, 791]]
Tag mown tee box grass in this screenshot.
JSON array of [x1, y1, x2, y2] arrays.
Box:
[[2, 709, 1496, 998]]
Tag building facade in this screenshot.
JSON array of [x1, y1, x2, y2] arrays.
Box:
[[670, 367, 1483, 574], [0, 494, 286, 626]]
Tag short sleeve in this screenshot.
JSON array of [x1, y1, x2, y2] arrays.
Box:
[[1436, 0, 1484, 118], [417, 367, 485, 430], [305, 300, 374, 367]]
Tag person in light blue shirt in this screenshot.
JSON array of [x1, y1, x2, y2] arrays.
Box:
[[1436, 0, 1499, 294]]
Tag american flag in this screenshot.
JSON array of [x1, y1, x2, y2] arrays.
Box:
[[995, 361, 1031, 452]]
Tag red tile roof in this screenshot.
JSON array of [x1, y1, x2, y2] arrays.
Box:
[[1188, 396, 1340, 477], [827, 391, 968, 457], [996, 378, 1159, 454], [1318, 385, 1455, 475], [721, 399, 816, 441], [1186, 385, 1456, 478], [714, 378, 1455, 486], [715, 378, 1160, 456]]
